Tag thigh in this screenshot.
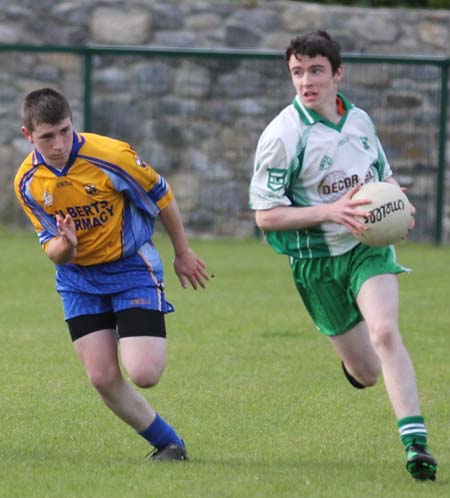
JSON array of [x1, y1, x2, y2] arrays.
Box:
[[73, 329, 120, 375], [67, 311, 116, 341], [357, 273, 399, 329], [290, 255, 362, 336], [348, 243, 407, 303], [116, 308, 167, 381], [115, 308, 166, 338], [328, 320, 378, 369], [111, 285, 174, 315], [119, 336, 167, 381], [60, 291, 112, 321]]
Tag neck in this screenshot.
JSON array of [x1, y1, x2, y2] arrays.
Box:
[[43, 157, 66, 170], [321, 96, 342, 124]]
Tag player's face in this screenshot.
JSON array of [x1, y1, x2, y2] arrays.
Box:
[[288, 54, 343, 116], [21, 117, 74, 169]]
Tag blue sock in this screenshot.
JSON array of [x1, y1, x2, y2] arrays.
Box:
[[138, 413, 184, 449]]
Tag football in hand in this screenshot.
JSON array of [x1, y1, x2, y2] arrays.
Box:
[[352, 182, 413, 247]]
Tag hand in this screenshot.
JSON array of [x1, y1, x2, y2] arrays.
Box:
[[328, 185, 371, 237], [399, 186, 416, 231], [173, 248, 209, 289], [55, 213, 78, 249], [408, 204, 416, 231]]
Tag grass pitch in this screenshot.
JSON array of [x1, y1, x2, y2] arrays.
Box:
[[0, 229, 448, 498]]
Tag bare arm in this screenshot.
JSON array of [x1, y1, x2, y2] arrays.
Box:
[[255, 184, 371, 236], [159, 199, 209, 289], [45, 214, 78, 264]]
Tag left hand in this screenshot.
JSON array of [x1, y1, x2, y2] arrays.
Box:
[[399, 186, 416, 231], [408, 204, 416, 231], [173, 248, 209, 289]]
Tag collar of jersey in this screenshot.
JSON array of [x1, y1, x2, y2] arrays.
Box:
[[293, 92, 353, 131], [33, 132, 85, 176]]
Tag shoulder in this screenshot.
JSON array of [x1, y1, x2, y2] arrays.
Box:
[[261, 103, 301, 138], [257, 103, 303, 157], [14, 152, 36, 187], [79, 132, 131, 150], [348, 105, 376, 131], [78, 132, 134, 161]]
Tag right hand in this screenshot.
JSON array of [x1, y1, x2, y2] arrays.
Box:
[[328, 185, 371, 237], [55, 213, 78, 249], [173, 248, 209, 290]]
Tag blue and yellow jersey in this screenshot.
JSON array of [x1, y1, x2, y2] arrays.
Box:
[[14, 132, 174, 266]]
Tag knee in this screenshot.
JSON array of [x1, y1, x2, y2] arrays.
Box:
[[361, 366, 381, 387], [370, 322, 399, 353], [353, 362, 381, 387], [87, 365, 122, 394], [127, 364, 164, 388]]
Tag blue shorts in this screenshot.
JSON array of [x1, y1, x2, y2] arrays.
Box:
[[56, 243, 174, 320], [60, 285, 174, 320]]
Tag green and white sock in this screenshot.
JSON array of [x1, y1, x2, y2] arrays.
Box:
[[397, 415, 428, 450]]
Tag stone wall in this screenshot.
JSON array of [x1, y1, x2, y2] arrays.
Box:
[[1, 1, 450, 241]]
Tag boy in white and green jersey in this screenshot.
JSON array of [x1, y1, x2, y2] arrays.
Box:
[[251, 92, 392, 259], [249, 30, 437, 481]]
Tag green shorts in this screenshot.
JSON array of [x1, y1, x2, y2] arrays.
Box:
[[290, 244, 409, 336]]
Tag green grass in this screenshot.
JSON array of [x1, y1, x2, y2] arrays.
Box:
[[0, 230, 449, 498]]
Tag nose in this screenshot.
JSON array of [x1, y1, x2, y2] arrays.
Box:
[[52, 136, 65, 151], [301, 72, 312, 85]]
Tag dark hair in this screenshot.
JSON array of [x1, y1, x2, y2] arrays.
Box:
[[22, 87, 72, 132], [285, 30, 342, 74]]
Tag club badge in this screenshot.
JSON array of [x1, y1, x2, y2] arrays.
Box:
[[42, 191, 53, 207], [84, 184, 98, 195], [267, 168, 287, 192]]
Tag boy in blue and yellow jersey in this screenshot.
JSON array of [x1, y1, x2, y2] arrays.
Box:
[[249, 31, 437, 480], [15, 88, 209, 461]]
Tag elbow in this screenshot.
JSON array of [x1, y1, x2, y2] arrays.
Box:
[[50, 255, 74, 265], [45, 247, 77, 265], [47, 254, 70, 265], [255, 210, 273, 232]]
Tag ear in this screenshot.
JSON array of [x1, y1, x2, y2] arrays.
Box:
[[21, 126, 34, 144], [334, 65, 344, 83]]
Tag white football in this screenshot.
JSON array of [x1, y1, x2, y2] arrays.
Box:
[[352, 182, 413, 247]]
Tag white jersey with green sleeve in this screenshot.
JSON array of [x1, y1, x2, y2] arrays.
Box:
[[249, 93, 393, 258]]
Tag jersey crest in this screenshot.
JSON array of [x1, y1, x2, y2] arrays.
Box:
[[84, 184, 98, 195], [267, 168, 287, 192], [319, 155, 333, 171], [360, 136, 370, 150], [42, 191, 54, 207]]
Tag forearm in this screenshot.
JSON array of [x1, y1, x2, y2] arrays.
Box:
[[158, 199, 190, 256], [255, 204, 332, 232], [45, 236, 77, 265]]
